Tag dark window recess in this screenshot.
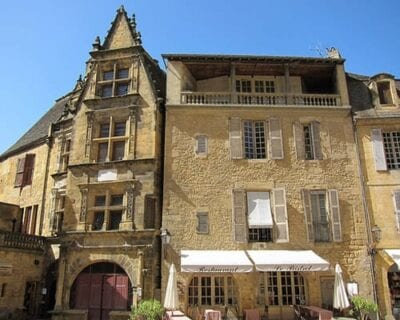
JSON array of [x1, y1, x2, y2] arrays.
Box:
[[94, 196, 106, 207], [101, 85, 113, 98], [144, 196, 156, 229], [97, 143, 108, 162], [99, 124, 110, 138], [14, 154, 35, 187], [114, 122, 126, 136], [92, 212, 105, 231], [378, 82, 393, 104], [196, 212, 209, 233], [103, 70, 114, 81], [109, 211, 122, 230], [0, 283, 6, 297], [116, 83, 129, 96], [110, 195, 123, 206], [112, 142, 125, 161], [249, 228, 273, 242], [117, 69, 129, 79]]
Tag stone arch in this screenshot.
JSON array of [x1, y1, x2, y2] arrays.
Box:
[[63, 254, 138, 307]]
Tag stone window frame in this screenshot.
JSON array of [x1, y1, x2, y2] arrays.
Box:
[[21, 205, 39, 235], [97, 63, 131, 98], [89, 191, 126, 231], [194, 135, 208, 157]]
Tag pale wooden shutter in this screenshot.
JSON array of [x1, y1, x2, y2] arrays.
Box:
[[232, 190, 247, 242], [302, 189, 314, 242], [311, 121, 323, 160], [293, 121, 305, 160], [328, 189, 342, 242], [230, 117, 243, 159], [272, 188, 289, 242], [393, 190, 400, 230], [269, 118, 284, 159], [371, 129, 387, 171]]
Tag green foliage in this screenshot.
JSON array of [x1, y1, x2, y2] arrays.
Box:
[[350, 296, 378, 320], [131, 299, 164, 320]]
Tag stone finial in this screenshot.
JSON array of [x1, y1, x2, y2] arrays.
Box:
[[134, 31, 142, 45], [92, 36, 101, 51], [118, 5, 125, 13], [326, 47, 342, 59], [130, 14, 137, 29]]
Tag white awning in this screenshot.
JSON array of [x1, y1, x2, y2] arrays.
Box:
[[247, 250, 330, 272], [181, 250, 254, 273], [247, 192, 273, 228], [384, 249, 400, 268]]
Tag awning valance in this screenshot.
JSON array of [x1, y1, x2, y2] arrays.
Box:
[[180, 250, 254, 273], [384, 249, 400, 268], [247, 250, 330, 272]]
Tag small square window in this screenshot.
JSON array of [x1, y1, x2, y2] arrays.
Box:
[[113, 122, 126, 136], [116, 83, 129, 96], [101, 85, 113, 98], [117, 69, 129, 79], [103, 70, 114, 81], [110, 195, 123, 206], [112, 141, 125, 161], [109, 210, 122, 230], [99, 123, 110, 138], [92, 211, 105, 231], [95, 195, 106, 207]]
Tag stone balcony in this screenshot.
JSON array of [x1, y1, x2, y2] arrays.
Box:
[[181, 91, 342, 107], [0, 231, 46, 252]]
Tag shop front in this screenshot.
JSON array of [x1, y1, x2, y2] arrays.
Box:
[[178, 250, 330, 320]]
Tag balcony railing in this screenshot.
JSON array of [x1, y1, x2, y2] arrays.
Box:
[[0, 231, 46, 251], [181, 91, 341, 107]]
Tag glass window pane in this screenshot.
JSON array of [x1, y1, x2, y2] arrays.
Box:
[[95, 195, 106, 207], [116, 83, 129, 96], [109, 210, 122, 230], [110, 195, 123, 206], [100, 123, 110, 138], [117, 69, 129, 79], [114, 122, 126, 136], [101, 85, 113, 98], [92, 211, 105, 230], [97, 143, 108, 162], [112, 141, 125, 161], [103, 70, 114, 81]]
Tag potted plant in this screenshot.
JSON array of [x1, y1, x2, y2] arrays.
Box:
[[350, 296, 378, 320], [131, 299, 164, 320]]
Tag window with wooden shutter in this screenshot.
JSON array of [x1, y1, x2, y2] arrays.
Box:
[[14, 154, 35, 187], [230, 117, 243, 159], [144, 196, 156, 229], [302, 190, 314, 242], [311, 121, 323, 160], [393, 190, 400, 230], [14, 158, 25, 187], [328, 189, 342, 242], [371, 128, 387, 171], [232, 190, 247, 242], [196, 212, 209, 234], [293, 121, 305, 160], [30, 205, 38, 235], [195, 135, 208, 156], [272, 188, 289, 243], [269, 118, 284, 159]]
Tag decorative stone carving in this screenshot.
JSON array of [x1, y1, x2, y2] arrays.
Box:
[[79, 188, 88, 222]]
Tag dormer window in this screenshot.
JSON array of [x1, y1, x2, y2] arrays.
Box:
[[377, 81, 393, 105], [98, 65, 131, 98]]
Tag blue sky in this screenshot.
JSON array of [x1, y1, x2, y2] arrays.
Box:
[[0, 0, 399, 154]]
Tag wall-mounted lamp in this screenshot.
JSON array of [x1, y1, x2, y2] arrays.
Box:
[[368, 225, 381, 255], [160, 228, 171, 245]]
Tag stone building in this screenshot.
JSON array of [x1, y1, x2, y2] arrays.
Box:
[[161, 53, 374, 320], [0, 6, 165, 320], [349, 72, 400, 319]]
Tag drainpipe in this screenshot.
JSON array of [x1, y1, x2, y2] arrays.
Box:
[[353, 118, 379, 311]]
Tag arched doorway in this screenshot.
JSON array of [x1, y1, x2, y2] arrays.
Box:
[[70, 262, 132, 320]]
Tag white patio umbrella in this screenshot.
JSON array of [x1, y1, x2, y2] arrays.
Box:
[[333, 263, 350, 309], [164, 263, 179, 311]]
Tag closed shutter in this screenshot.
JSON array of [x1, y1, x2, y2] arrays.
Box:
[[293, 121, 305, 160], [311, 121, 323, 160], [272, 188, 289, 242], [302, 189, 314, 242], [23, 154, 35, 186], [269, 118, 284, 159], [371, 129, 387, 171], [196, 212, 209, 233], [144, 196, 156, 229], [230, 117, 243, 159], [328, 189, 342, 242], [393, 190, 400, 230], [232, 190, 247, 242], [196, 135, 208, 155]]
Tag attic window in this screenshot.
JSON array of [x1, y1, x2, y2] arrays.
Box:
[[98, 66, 131, 98], [377, 81, 393, 105]]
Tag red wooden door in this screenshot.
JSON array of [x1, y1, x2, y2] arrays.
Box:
[[114, 275, 129, 309], [88, 274, 102, 320]]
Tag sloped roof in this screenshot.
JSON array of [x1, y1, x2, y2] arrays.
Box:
[[0, 94, 71, 159]]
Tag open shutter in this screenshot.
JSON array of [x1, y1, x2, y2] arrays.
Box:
[[293, 121, 305, 160], [23, 154, 35, 186], [14, 157, 25, 187], [328, 189, 342, 242], [230, 117, 243, 159], [232, 190, 247, 242], [272, 188, 289, 242], [371, 129, 387, 171], [393, 190, 400, 230], [302, 189, 314, 242], [311, 121, 323, 160], [269, 118, 284, 159]]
